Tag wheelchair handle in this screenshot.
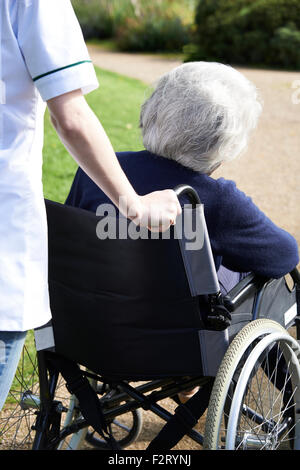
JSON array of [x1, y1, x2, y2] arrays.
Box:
[[173, 184, 201, 208]]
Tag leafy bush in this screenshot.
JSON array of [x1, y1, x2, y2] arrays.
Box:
[[115, 1, 193, 52], [71, 0, 114, 39], [72, 0, 194, 52], [270, 24, 300, 69], [188, 0, 300, 69], [115, 14, 191, 52]]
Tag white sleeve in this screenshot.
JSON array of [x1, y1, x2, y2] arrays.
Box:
[[17, 0, 99, 101]]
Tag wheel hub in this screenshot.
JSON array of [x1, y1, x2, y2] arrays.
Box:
[[240, 431, 274, 450], [20, 391, 40, 410]]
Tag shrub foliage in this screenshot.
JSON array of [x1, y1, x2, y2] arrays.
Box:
[[71, 0, 114, 39], [115, 6, 191, 52], [189, 0, 300, 69], [72, 0, 194, 52]]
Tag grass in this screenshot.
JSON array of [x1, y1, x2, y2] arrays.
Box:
[[87, 38, 186, 61], [43, 65, 148, 203], [87, 38, 119, 51]]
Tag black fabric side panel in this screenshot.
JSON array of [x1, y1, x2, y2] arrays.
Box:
[[49, 280, 204, 379], [256, 278, 296, 327]]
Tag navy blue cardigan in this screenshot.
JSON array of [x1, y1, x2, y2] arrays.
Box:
[[65, 150, 299, 279]]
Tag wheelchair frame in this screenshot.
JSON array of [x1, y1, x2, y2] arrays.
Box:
[[30, 266, 300, 451], [32, 361, 207, 449]]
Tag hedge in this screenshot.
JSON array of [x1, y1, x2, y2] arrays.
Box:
[[187, 0, 300, 69]]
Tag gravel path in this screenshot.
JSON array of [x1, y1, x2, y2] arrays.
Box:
[[88, 46, 300, 451]]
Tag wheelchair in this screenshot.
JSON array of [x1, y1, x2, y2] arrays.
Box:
[[0, 185, 299, 451]]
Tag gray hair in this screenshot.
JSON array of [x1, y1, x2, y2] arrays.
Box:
[[140, 62, 262, 173]]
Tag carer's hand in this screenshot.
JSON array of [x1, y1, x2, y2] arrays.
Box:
[[128, 190, 182, 232]]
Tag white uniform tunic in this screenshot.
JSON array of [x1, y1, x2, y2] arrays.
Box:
[[0, 0, 98, 331]]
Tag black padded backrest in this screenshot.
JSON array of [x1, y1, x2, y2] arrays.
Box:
[[46, 197, 220, 302], [44, 198, 219, 379], [46, 199, 191, 301]]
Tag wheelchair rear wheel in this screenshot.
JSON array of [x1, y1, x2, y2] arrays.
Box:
[[0, 333, 70, 450], [204, 319, 300, 450]]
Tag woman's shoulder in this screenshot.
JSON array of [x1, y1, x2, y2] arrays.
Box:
[[213, 176, 243, 196], [190, 174, 249, 210], [196, 175, 268, 233], [210, 177, 255, 211]]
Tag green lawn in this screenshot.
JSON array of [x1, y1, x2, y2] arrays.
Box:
[[42, 65, 148, 203], [87, 38, 186, 61]]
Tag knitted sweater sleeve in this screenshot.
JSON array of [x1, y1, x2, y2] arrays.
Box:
[[211, 179, 299, 278]]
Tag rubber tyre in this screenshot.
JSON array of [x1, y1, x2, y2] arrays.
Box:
[[204, 319, 291, 449]]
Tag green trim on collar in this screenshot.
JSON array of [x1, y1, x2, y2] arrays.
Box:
[[32, 60, 92, 82]]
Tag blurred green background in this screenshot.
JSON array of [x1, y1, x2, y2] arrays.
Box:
[[44, 0, 300, 204], [72, 0, 300, 69]]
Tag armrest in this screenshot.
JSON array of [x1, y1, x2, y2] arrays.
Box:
[[224, 268, 300, 312], [223, 273, 267, 312]]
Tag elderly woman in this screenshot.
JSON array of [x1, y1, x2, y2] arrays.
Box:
[[66, 62, 299, 403], [66, 61, 299, 284]]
